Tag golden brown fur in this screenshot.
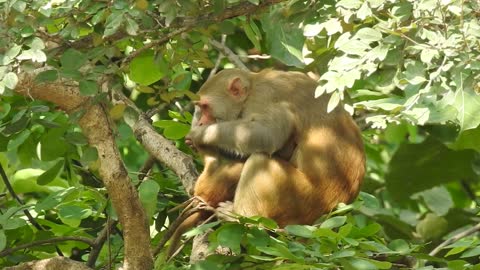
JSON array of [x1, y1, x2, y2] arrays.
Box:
[[169, 69, 365, 255]]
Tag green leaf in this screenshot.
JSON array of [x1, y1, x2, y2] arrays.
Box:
[[331, 249, 356, 259], [327, 91, 340, 113], [65, 131, 88, 145], [60, 49, 87, 70], [243, 20, 261, 51], [79, 80, 98, 96], [30, 105, 50, 113], [37, 160, 64, 185], [304, 23, 323, 37], [104, 11, 125, 37], [4, 72, 18, 89], [357, 2, 372, 20], [125, 17, 139, 35], [183, 221, 221, 238], [216, 223, 245, 254], [35, 188, 76, 212], [454, 88, 480, 131], [461, 246, 480, 258], [0, 230, 5, 251], [256, 244, 303, 262], [3, 218, 27, 230], [404, 61, 427, 85], [323, 18, 343, 36], [387, 239, 411, 254], [7, 130, 31, 151], [452, 126, 480, 152], [3, 116, 29, 136], [29, 37, 45, 50], [138, 179, 160, 220], [1, 45, 21, 64], [320, 216, 347, 229], [261, 12, 305, 67], [81, 147, 98, 163], [419, 186, 453, 216], [0, 103, 11, 120], [343, 258, 379, 270], [129, 50, 166, 85], [58, 203, 92, 227], [17, 49, 46, 62], [285, 225, 314, 238], [355, 28, 382, 42], [163, 122, 190, 140], [337, 0, 362, 9], [386, 137, 476, 201], [40, 129, 67, 161]]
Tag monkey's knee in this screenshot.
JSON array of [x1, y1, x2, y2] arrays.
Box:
[[234, 153, 277, 217], [243, 153, 270, 171]]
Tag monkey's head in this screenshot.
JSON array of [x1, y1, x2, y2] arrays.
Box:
[[186, 69, 251, 150], [195, 69, 251, 125]]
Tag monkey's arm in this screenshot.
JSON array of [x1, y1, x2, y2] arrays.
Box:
[[189, 109, 294, 157]]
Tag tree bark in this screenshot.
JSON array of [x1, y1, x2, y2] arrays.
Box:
[[15, 74, 153, 270]]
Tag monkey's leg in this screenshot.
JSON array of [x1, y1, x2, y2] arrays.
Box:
[[232, 153, 315, 226]]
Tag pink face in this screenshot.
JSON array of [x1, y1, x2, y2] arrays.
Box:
[[194, 99, 216, 126]]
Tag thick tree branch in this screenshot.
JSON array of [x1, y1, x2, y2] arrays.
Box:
[[15, 73, 153, 270], [133, 117, 198, 194]]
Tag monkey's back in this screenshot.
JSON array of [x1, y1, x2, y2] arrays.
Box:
[[253, 70, 365, 214]]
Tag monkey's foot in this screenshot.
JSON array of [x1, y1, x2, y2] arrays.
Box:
[[216, 201, 237, 222]]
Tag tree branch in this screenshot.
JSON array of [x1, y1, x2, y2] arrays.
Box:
[[133, 117, 198, 195], [209, 38, 249, 71], [86, 219, 118, 268], [0, 236, 94, 257], [429, 223, 480, 256], [15, 72, 153, 270], [4, 257, 92, 270], [121, 0, 286, 67]]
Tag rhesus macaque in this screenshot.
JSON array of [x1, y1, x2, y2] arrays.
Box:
[[169, 69, 365, 256]]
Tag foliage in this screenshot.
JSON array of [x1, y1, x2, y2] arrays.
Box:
[[0, 0, 479, 269]]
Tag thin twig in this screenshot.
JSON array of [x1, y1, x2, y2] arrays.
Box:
[[209, 35, 227, 79], [429, 223, 480, 256], [86, 219, 118, 267], [121, 0, 285, 68], [209, 39, 249, 71], [153, 208, 200, 256], [0, 236, 95, 257], [167, 212, 217, 260], [138, 156, 156, 182]]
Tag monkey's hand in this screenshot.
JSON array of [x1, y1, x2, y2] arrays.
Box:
[[187, 126, 205, 147], [216, 201, 237, 222], [188, 125, 219, 147]]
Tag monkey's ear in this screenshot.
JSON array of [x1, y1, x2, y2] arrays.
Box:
[[228, 77, 247, 99]]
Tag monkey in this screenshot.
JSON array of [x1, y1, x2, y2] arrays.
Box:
[[168, 68, 365, 256]]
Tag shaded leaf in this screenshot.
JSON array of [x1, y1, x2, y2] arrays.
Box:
[[386, 137, 476, 201]]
